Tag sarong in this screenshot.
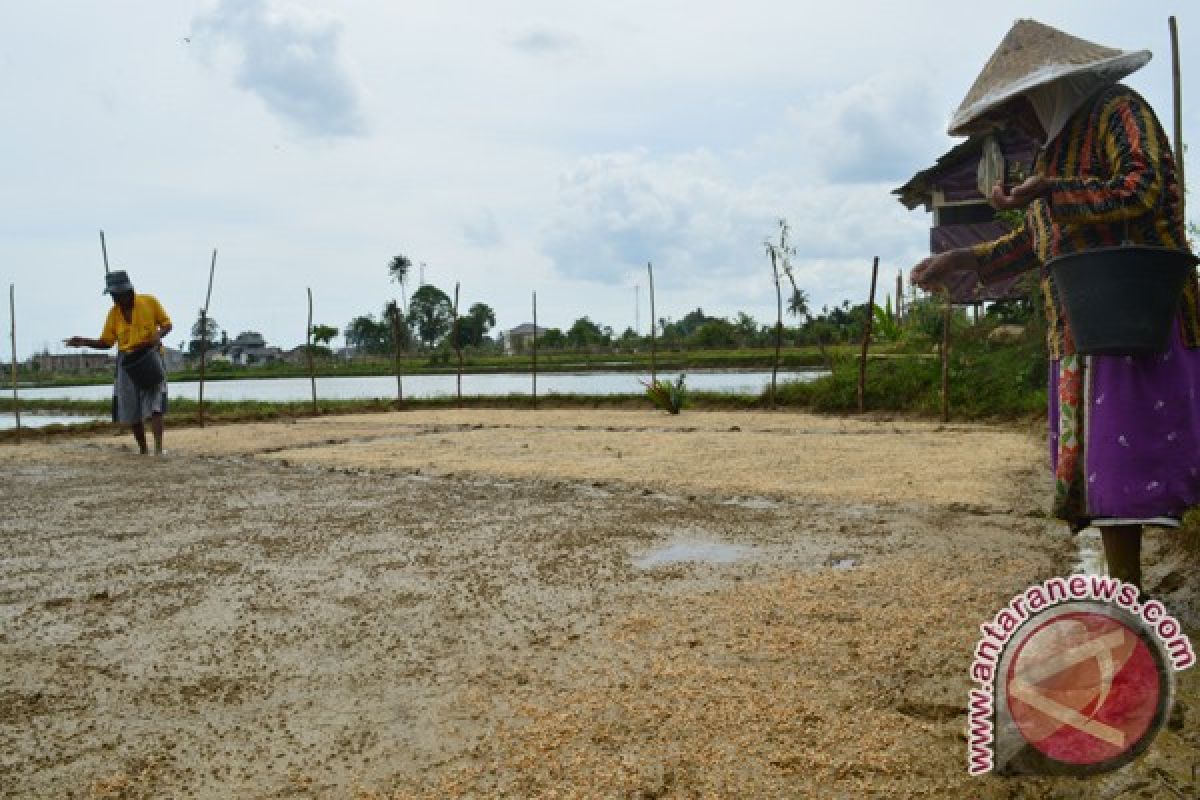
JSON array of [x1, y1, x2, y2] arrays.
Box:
[[112, 350, 168, 425], [1050, 320, 1200, 530]]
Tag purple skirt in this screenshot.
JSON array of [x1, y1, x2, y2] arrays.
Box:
[[1049, 321, 1200, 526]]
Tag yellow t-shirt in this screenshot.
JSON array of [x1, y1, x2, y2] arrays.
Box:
[[99, 294, 172, 352]]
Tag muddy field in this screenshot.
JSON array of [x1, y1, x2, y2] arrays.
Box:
[[1, 409, 1196, 798]]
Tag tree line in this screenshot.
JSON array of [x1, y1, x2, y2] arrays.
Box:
[[185, 243, 1038, 359]]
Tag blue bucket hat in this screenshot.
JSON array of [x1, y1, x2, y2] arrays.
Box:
[[103, 270, 134, 295]]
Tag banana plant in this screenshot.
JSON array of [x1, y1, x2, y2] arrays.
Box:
[[872, 297, 902, 341]]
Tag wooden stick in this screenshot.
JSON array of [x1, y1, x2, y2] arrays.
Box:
[[941, 296, 952, 423], [1170, 16, 1186, 216], [197, 248, 217, 428], [769, 247, 783, 409], [531, 291, 538, 409], [896, 270, 903, 322], [99, 230, 110, 275], [647, 262, 657, 386], [9, 284, 19, 442], [858, 256, 880, 414], [452, 282, 462, 408], [390, 305, 404, 408], [306, 288, 317, 414]]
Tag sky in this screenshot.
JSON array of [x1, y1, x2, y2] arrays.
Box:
[[2, 1, 1198, 357]]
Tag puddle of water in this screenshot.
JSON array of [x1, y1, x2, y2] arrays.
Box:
[[1, 413, 106, 430], [1074, 527, 1106, 574], [634, 541, 749, 569], [827, 556, 860, 570]]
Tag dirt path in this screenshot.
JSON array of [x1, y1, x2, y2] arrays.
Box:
[[0, 409, 1195, 798]]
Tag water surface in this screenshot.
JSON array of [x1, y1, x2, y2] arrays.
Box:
[[20, 369, 824, 403], [1, 413, 105, 430]]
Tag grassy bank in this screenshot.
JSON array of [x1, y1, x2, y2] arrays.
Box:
[[777, 336, 1047, 418]]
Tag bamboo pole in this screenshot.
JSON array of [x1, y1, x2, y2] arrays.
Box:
[[390, 305, 404, 408], [896, 270, 904, 322], [857, 256, 880, 414], [452, 282, 462, 408], [99, 230, 110, 275], [647, 262, 657, 385], [941, 296, 952, 423], [769, 247, 783, 409], [1170, 16, 1185, 216], [9, 284, 19, 442], [531, 291, 538, 409], [197, 248, 217, 428], [306, 288, 317, 414]]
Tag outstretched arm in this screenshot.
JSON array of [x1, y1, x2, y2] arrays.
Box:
[[65, 309, 117, 349], [910, 248, 980, 291], [63, 336, 112, 349]]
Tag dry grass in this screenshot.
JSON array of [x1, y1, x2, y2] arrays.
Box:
[[351, 555, 1083, 799], [87, 409, 1044, 512]]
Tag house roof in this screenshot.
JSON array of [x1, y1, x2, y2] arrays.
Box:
[[895, 129, 1038, 305], [893, 128, 1036, 211], [506, 323, 544, 336]]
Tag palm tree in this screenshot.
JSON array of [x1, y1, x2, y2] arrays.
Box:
[[387, 254, 413, 407], [388, 254, 412, 311]]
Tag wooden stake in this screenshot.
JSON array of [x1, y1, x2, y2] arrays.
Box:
[[9, 284, 19, 442], [941, 296, 952, 423], [197, 248, 217, 428], [99, 230, 110, 275], [858, 256, 880, 414], [390, 304, 404, 408], [306, 288, 317, 414], [647, 262, 657, 386], [452, 282, 462, 408], [531, 291, 538, 409], [896, 270, 904, 322], [1170, 16, 1186, 215]]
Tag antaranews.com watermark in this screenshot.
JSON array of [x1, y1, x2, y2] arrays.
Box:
[[967, 574, 1194, 777]]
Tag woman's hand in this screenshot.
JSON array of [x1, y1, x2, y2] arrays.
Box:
[[910, 249, 978, 292], [990, 176, 1049, 210]]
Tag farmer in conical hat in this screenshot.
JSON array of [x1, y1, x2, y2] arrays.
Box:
[[65, 270, 173, 455], [911, 20, 1200, 591]]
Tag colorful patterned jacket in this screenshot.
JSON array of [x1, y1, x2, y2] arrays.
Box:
[[971, 84, 1200, 358]]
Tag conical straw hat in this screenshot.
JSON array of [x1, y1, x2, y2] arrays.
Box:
[[948, 19, 1150, 136]]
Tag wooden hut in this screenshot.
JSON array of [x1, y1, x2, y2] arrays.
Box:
[[893, 127, 1037, 305]]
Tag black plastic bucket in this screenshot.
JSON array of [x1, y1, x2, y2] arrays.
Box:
[[1047, 244, 1198, 356], [122, 346, 165, 390]]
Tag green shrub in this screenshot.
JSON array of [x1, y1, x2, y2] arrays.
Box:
[[643, 374, 687, 414]]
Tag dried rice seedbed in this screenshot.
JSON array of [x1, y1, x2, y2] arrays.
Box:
[[0, 410, 1193, 798]]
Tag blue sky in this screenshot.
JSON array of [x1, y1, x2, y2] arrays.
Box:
[[2, 1, 1197, 356]]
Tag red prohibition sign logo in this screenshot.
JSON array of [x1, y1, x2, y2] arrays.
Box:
[[1005, 608, 1169, 769]]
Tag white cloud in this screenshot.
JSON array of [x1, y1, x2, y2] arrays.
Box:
[[807, 72, 945, 184], [541, 117, 930, 312], [510, 25, 583, 57], [462, 208, 503, 248], [4, 2, 1196, 358], [191, 0, 366, 139]]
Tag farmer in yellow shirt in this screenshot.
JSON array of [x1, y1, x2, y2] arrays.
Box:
[[65, 271, 173, 455]]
